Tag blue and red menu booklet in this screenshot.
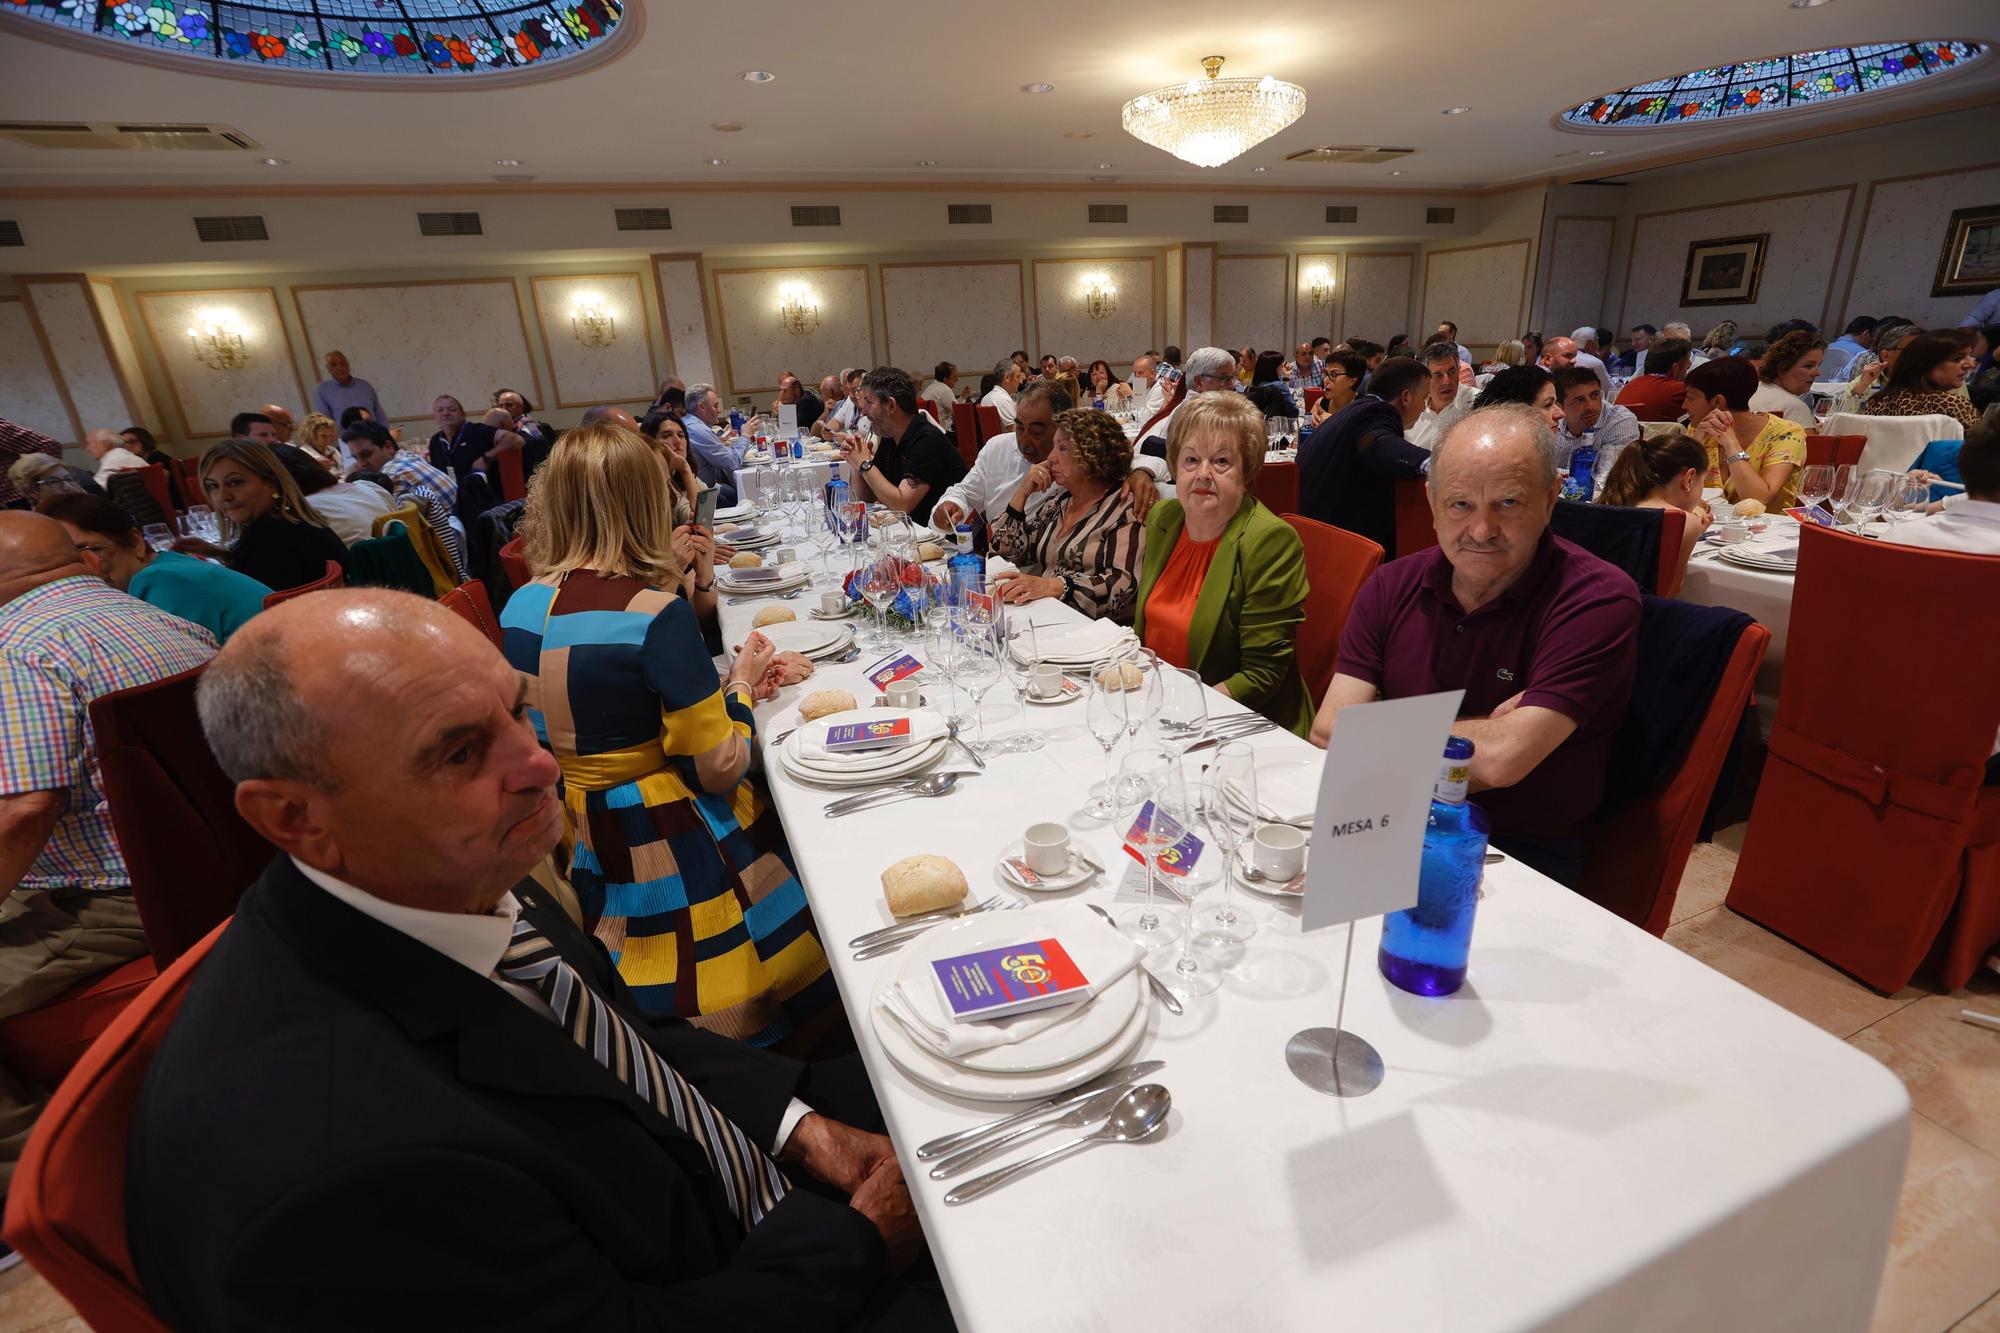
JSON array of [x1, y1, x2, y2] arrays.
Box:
[[930, 938, 1091, 1023], [822, 716, 918, 753]]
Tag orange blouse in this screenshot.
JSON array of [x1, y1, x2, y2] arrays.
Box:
[[1140, 532, 1219, 670]]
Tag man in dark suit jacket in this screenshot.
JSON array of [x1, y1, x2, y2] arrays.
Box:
[[1298, 355, 1432, 557], [127, 589, 946, 1331]]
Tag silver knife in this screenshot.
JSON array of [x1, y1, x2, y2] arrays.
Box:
[[1184, 724, 1274, 754], [914, 1059, 1166, 1160]]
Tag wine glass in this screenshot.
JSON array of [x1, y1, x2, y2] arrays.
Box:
[[1829, 464, 1857, 516], [1116, 746, 1183, 948], [1156, 782, 1226, 997], [1844, 472, 1892, 532], [185, 505, 218, 542], [1795, 463, 1834, 517], [1153, 665, 1209, 744], [1080, 657, 1130, 820], [142, 523, 175, 553], [997, 615, 1046, 753], [1118, 649, 1164, 750], [924, 615, 965, 726], [955, 620, 1002, 753], [1198, 740, 1259, 945], [1896, 476, 1933, 522], [861, 556, 899, 649]]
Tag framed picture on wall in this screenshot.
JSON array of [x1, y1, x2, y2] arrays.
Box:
[[1931, 204, 2000, 298], [1680, 234, 1768, 307]]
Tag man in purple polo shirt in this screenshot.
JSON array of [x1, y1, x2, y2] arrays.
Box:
[[1310, 404, 1639, 845]]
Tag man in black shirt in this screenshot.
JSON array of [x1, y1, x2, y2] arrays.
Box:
[[1298, 355, 1431, 556], [427, 395, 524, 522], [837, 367, 967, 527], [772, 373, 825, 432]]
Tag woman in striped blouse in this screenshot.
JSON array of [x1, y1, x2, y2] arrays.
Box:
[[990, 407, 1147, 623]]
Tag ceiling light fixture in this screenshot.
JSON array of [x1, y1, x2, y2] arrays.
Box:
[[1121, 55, 1306, 168], [914, 159, 937, 166], [1090, 175, 1119, 183], [494, 158, 521, 166], [1586, 150, 1607, 156], [257, 157, 287, 166], [738, 70, 775, 82], [1441, 106, 1471, 115], [1064, 131, 1095, 139], [1097, 162, 1115, 169], [1789, 0, 1833, 7], [1251, 165, 1268, 172], [1022, 82, 1055, 94], [706, 157, 728, 166], [1388, 169, 1405, 176], [710, 121, 744, 132]]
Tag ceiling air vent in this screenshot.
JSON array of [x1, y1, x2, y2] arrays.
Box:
[[1426, 207, 1456, 225], [790, 205, 841, 227], [0, 220, 22, 248], [1325, 205, 1358, 224], [1284, 145, 1416, 165], [1213, 204, 1249, 224], [614, 207, 673, 231], [0, 121, 262, 151], [193, 214, 269, 243], [947, 203, 993, 225], [418, 211, 483, 237], [1088, 203, 1128, 224]]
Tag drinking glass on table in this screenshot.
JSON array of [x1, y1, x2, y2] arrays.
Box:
[[1844, 472, 1893, 532], [1156, 782, 1226, 996], [955, 619, 1003, 753], [996, 615, 1046, 753], [1116, 746, 1183, 948], [1118, 649, 1164, 749], [924, 615, 965, 725], [1080, 656, 1131, 820], [142, 523, 175, 553], [1153, 664, 1210, 744], [1795, 464, 1834, 517], [184, 505, 218, 542], [1198, 740, 1259, 945], [1890, 477, 1932, 524], [861, 555, 899, 649], [1829, 464, 1857, 516]]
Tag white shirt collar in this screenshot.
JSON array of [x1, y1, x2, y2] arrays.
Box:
[[293, 856, 519, 981]]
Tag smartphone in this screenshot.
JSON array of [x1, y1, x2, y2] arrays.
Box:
[[695, 486, 718, 532]]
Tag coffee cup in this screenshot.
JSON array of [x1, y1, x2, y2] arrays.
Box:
[[775, 547, 798, 565], [886, 677, 923, 709], [1252, 824, 1307, 880], [1030, 662, 1063, 698], [1023, 822, 1071, 875], [818, 590, 847, 616]]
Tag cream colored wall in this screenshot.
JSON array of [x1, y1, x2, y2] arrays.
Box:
[[1212, 254, 1290, 353], [880, 261, 1025, 378], [1844, 162, 2000, 329], [528, 271, 659, 409], [1339, 253, 1414, 348], [291, 278, 542, 421], [0, 296, 71, 442], [1541, 217, 1616, 339]]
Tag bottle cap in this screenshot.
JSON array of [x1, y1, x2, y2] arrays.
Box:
[[1443, 735, 1474, 761]]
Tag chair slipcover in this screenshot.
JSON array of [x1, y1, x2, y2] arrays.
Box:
[[1280, 514, 1382, 704], [976, 405, 1004, 445], [952, 407, 981, 468], [1804, 434, 1865, 468], [498, 535, 532, 598], [347, 523, 436, 598], [1549, 500, 1668, 595], [1, 921, 229, 1333], [1726, 525, 2000, 991], [496, 448, 526, 503], [440, 579, 504, 649], [1821, 412, 1963, 477], [171, 457, 202, 510], [135, 465, 177, 523], [1252, 460, 1299, 520], [260, 559, 345, 609], [103, 472, 168, 529]]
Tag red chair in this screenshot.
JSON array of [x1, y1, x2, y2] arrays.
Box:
[[1281, 515, 1382, 703], [1252, 460, 1299, 522], [1304, 387, 1323, 411], [915, 402, 936, 424], [1654, 507, 1688, 598], [496, 448, 526, 503], [0, 961, 157, 1095], [1393, 475, 1436, 558], [440, 579, 503, 649], [1570, 610, 1770, 934], [498, 535, 531, 593], [260, 560, 345, 609], [2, 920, 229, 1333], [953, 406, 982, 468], [976, 405, 1004, 445], [135, 465, 176, 524], [1804, 434, 1865, 468], [1726, 526, 2000, 991], [172, 456, 203, 508]]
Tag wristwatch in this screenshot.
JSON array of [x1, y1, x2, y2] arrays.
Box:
[[858, 459, 875, 474], [1724, 450, 1752, 466]]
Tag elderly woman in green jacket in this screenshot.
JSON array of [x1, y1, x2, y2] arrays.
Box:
[[1133, 391, 1314, 736]]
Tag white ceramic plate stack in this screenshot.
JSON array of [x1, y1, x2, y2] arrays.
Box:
[[1717, 541, 1799, 573], [716, 563, 812, 596], [757, 618, 856, 662], [718, 522, 781, 551], [868, 906, 1149, 1102], [778, 708, 949, 788], [1011, 618, 1137, 669], [713, 502, 757, 523]]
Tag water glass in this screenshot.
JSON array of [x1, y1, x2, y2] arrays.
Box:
[[1844, 472, 1893, 531], [142, 523, 175, 553], [1795, 463, 1834, 516], [1116, 747, 1184, 948], [924, 617, 965, 725], [1198, 741, 1259, 945], [956, 626, 1003, 753], [861, 556, 899, 649], [1153, 665, 1209, 744], [1081, 657, 1131, 820], [1157, 783, 1225, 997], [998, 616, 1046, 753]]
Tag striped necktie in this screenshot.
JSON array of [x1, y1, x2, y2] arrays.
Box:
[[496, 916, 788, 1231]]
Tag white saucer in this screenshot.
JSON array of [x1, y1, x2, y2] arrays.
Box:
[[1231, 851, 1304, 899], [1022, 680, 1083, 707], [992, 841, 1096, 892]]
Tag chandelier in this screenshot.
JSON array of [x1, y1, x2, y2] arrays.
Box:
[[778, 282, 820, 336], [187, 310, 250, 372], [1121, 55, 1307, 169]]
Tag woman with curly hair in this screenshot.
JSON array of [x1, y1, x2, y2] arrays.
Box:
[[989, 406, 1146, 623], [1749, 330, 1825, 428]]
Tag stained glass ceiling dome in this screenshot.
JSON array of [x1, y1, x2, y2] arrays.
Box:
[[1, 0, 626, 79], [1562, 41, 1985, 129]]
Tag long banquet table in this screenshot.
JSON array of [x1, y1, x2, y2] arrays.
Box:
[[715, 550, 1907, 1332]]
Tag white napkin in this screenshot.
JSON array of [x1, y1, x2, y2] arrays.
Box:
[[798, 710, 945, 758], [877, 903, 1143, 1058], [985, 555, 1019, 579]]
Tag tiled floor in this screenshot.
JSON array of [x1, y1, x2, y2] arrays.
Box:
[[0, 823, 1995, 1332]]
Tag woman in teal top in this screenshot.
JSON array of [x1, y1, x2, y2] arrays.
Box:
[[42, 492, 270, 642]]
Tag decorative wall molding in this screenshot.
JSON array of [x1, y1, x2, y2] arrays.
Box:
[[1339, 251, 1414, 347], [527, 271, 660, 410], [1030, 256, 1156, 366], [1542, 217, 1617, 338], [1212, 254, 1290, 354], [19, 273, 144, 440], [711, 263, 876, 400], [1421, 239, 1534, 348], [0, 296, 74, 443], [136, 286, 309, 441], [1181, 244, 1215, 351], [878, 260, 1028, 375], [1838, 158, 2000, 329], [1615, 185, 1856, 335], [651, 252, 719, 388]]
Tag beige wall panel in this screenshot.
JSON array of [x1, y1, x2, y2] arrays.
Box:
[[1341, 253, 1413, 345], [291, 279, 539, 423], [713, 265, 873, 399], [136, 287, 305, 441], [0, 298, 73, 441], [1422, 241, 1532, 348], [1543, 219, 1615, 337], [529, 272, 659, 409], [882, 261, 1025, 376], [1213, 255, 1289, 353], [654, 256, 716, 387], [24, 279, 127, 432], [1031, 258, 1153, 365]]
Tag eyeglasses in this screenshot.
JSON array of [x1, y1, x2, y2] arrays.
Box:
[[30, 476, 75, 492], [71, 540, 113, 557]]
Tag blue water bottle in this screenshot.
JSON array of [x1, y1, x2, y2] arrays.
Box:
[[728, 408, 745, 435], [1379, 736, 1487, 997], [947, 525, 984, 606], [826, 474, 849, 540], [1565, 433, 1598, 501], [790, 437, 804, 462]]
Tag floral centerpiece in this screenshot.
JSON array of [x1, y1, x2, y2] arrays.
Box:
[[842, 557, 945, 631]]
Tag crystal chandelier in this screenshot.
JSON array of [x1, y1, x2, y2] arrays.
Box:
[[1121, 56, 1306, 169]]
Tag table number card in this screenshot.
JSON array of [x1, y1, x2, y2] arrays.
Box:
[[778, 403, 799, 439], [1300, 690, 1465, 933]]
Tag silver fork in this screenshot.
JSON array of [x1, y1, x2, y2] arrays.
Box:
[[851, 900, 1023, 960], [849, 894, 1002, 948]]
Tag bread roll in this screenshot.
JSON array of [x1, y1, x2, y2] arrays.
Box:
[[1096, 660, 1144, 690], [798, 688, 856, 722], [916, 541, 945, 562], [729, 552, 764, 570], [881, 854, 969, 918], [751, 606, 796, 628], [1732, 498, 1766, 518], [715, 522, 740, 534]]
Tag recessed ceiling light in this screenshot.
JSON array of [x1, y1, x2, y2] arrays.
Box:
[[1064, 130, 1094, 139], [1097, 162, 1115, 169], [1441, 106, 1471, 115], [706, 157, 728, 166], [493, 157, 521, 166], [1090, 175, 1119, 183], [737, 69, 775, 83], [1251, 165, 1268, 172], [914, 159, 937, 167], [709, 121, 744, 132], [1586, 150, 1608, 156], [257, 157, 287, 166], [1021, 82, 1054, 94], [1388, 169, 1405, 176], [1789, 0, 1832, 7]]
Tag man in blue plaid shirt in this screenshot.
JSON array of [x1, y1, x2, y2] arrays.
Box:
[[0, 511, 217, 1197]]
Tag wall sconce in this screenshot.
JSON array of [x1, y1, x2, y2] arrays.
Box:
[[570, 297, 617, 348], [1304, 267, 1335, 312], [1083, 273, 1118, 321], [778, 281, 820, 336], [186, 308, 250, 371]]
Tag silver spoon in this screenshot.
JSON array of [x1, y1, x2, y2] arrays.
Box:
[[1086, 904, 1183, 1015], [724, 588, 805, 605], [825, 771, 963, 818], [930, 1085, 1130, 1179], [943, 1084, 1172, 1204]]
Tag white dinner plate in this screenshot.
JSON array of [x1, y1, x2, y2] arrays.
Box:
[[713, 502, 756, 522], [869, 960, 1151, 1099], [757, 620, 847, 657], [1716, 547, 1798, 572], [784, 731, 947, 779], [1022, 621, 1131, 662], [717, 565, 811, 594], [779, 742, 945, 789], [991, 841, 1096, 892], [790, 708, 948, 758]]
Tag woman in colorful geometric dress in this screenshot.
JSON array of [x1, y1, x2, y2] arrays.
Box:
[[499, 422, 839, 1050]]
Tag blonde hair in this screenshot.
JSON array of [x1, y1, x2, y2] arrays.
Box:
[[1492, 339, 1526, 368], [299, 412, 338, 446], [520, 422, 683, 588], [1164, 390, 1265, 491], [199, 439, 330, 541], [7, 452, 66, 491]]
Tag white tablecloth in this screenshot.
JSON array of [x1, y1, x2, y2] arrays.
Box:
[[1678, 539, 1797, 718], [732, 456, 847, 501], [717, 584, 1907, 1331]]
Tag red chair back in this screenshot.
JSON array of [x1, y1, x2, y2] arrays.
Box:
[[172, 457, 203, 509], [1281, 514, 1382, 703], [498, 535, 532, 593], [136, 465, 176, 523], [260, 560, 345, 609], [915, 402, 936, 423], [1804, 434, 1865, 468], [1392, 475, 1435, 558], [1654, 507, 1687, 598], [1727, 526, 2000, 989], [1252, 461, 1300, 522], [976, 405, 1004, 445], [1, 920, 228, 1333], [496, 448, 526, 503], [1304, 387, 1323, 411], [953, 405, 982, 468], [1575, 616, 1769, 934], [440, 579, 503, 649]]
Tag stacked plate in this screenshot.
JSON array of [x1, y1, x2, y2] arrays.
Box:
[[718, 522, 781, 551], [778, 708, 949, 788], [1717, 541, 1799, 572], [868, 904, 1149, 1101], [716, 563, 811, 596], [757, 618, 856, 662], [713, 502, 757, 523], [1012, 618, 1137, 669]]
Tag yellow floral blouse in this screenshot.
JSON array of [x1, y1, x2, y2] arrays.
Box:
[[1696, 414, 1807, 509]]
